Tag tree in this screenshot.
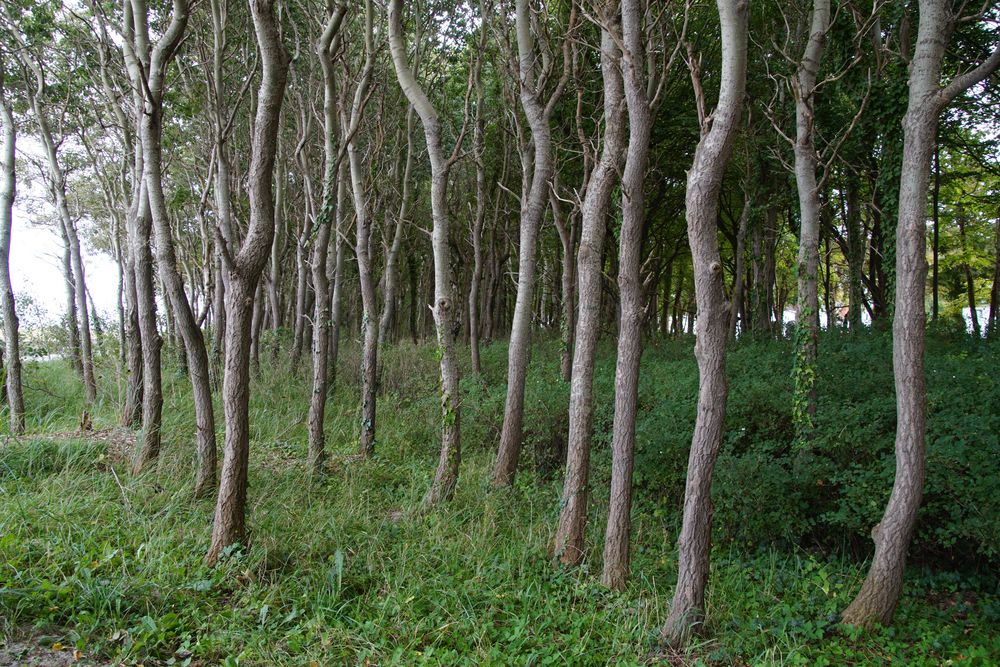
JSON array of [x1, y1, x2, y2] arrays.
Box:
[[307, 2, 348, 474], [552, 7, 626, 565], [207, 0, 290, 564], [130, 0, 217, 496], [492, 0, 571, 487], [601, 0, 670, 589], [790, 0, 830, 438], [0, 62, 24, 434], [388, 0, 465, 507], [840, 0, 999, 627], [661, 0, 749, 646]]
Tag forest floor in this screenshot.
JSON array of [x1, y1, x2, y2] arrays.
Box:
[[1, 333, 998, 665]]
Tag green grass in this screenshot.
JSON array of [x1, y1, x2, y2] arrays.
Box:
[[1, 335, 998, 665]]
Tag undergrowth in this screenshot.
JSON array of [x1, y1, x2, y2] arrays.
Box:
[[1, 332, 997, 665]]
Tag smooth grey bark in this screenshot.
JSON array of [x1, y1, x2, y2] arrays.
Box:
[[791, 0, 830, 437], [207, 0, 290, 565], [307, 3, 347, 474], [841, 1, 1000, 626], [492, 0, 570, 486], [553, 19, 626, 565], [0, 71, 23, 434], [389, 0, 462, 507], [346, 0, 378, 457], [602, 0, 656, 589], [662, 0, 749, 646]]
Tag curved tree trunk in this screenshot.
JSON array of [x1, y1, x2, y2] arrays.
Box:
[[389, 0, 462, 507], [552, 18, 626, 565], [134, 0, 217, 496], [207, 0, 290, 564], [841, 0, 1000, 627], [492, 0, 569, 487], [661, 0, 748, 646]]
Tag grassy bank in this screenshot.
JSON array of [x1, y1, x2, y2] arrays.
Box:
[[1, 332, 998, 664]]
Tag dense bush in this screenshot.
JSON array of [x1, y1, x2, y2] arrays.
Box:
[[584, 330, 1000, 566]]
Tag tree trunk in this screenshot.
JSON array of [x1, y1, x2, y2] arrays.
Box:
[[207, 0, 289, 565], [551, 187, 575, 383], [791, 0, 830, 439], [380, 107, 415, 347], [492, 0, 568, 486], [728, 198, 749, 339], [841, 0, 1000, 627], [601, 0, 654, 589], [347, 0, 378, 457], [956, 216, 980, 337], [389, 0, 462, 507], [0, 76, 24, 434], [662, 0, 748, 646], [845, 173, 864, 331], [136, 0, 217, 497], [553, 19, 626, 564], [307, 4, 347, 474], [988, 210, 999, 339]]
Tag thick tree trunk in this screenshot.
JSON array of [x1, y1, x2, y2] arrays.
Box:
[[841, 0, 1000, 628], [0, 81, 24, 434], [389, 0, 462, 507], [207, 0, 289, 564], [662, 0, 748, 647], [553, 21, 626, 564], [601, 0, 654, 589]]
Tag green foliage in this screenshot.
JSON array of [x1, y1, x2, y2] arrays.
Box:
[[2, 335, 998, 665]]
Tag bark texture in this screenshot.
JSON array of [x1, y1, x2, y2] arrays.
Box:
[[207, 0, 290, 564], [840, 0, 1000, 627], [661, 0, 749, 646], [553, 20, 626, 565], [0, 74, 23, 434], [602, 0, 654, 589], [389, 0, 462, 507], [791, 0, 830, 438], [492, 0, 569, 486]]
